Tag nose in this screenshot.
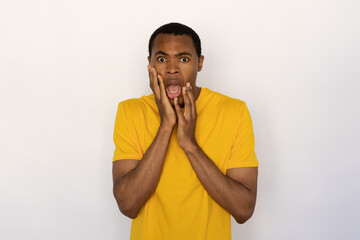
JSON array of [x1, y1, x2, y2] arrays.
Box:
[[166, 61, 180, 75]]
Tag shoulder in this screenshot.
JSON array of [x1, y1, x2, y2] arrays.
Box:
[[117, 93, 156, 114], [204, 88, 247, 113]]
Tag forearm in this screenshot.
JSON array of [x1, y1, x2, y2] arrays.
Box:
[[114, 125, 173, 218], [184, 143, 257, 223]]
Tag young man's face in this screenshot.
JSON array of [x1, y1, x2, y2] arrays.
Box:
[[148, 34, 204, 107]]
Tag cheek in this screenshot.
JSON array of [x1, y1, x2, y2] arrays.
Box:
[[183, 65, 197, 79], [187, 69, 198, 82], [153, 63, 166, 74]]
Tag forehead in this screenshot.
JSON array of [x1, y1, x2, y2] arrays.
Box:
[[151, 34, 196, 55]]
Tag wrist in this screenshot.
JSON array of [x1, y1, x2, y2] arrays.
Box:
[[182, 139, 199, 154], [158, 123, 174, 134], [160, 117, 176, 129]]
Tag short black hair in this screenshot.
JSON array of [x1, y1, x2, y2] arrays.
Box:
[[148, 22, 202, 58]]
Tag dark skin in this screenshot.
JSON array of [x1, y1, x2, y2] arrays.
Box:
[[112, 34, 258, 223]]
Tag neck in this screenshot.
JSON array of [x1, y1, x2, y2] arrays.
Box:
[[194, 86, 201, 100]]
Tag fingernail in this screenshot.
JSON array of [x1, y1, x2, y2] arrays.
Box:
[[183, 86, 186, 92], [187, 82, 190, 87], [175, 97, 178, 101]]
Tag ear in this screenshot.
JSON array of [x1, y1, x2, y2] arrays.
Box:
[[197, 55, 204, 72], [147, 56, 151, 65]]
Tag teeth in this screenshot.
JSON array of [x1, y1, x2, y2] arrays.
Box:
[[170, 89, 178, 93]]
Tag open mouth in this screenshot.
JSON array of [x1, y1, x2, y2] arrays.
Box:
[[166, 84, 182, 99]]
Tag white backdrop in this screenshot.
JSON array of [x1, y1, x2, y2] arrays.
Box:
[[1, 0, 360, 239]]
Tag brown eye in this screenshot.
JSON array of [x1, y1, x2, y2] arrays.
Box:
[[157, 57, 165, 62], [180, 57, 189, 62]]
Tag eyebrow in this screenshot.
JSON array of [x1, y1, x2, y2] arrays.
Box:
[[154, 51, 168, 56], [177, 52, 192, 57], [154, 51, 193, 57]]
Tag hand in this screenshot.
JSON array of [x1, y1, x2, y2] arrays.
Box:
[[174, 82, 198, 151], [148, 65, 176, 129]]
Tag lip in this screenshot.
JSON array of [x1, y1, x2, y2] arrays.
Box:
[[164, 77, 183, 87]]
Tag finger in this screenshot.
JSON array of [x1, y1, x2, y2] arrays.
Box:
[[174, 97, 185, 122], [151, 66, 160, 97], [186, 82, 197, 118], [147, 65, 154, 88], [148, 65, 160, 99], [182, 86, 192, 119], [157, 74, 167, 101]]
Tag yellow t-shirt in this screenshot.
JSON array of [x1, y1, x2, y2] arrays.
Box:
[[113, 87, 258, 240]]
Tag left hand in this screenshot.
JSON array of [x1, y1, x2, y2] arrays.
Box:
[[174, 82, 198, 151]]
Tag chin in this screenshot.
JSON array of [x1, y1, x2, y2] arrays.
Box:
[[169, 98, 184, 108]]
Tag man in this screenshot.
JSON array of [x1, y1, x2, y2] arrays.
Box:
[[112, 23, 258, 240]]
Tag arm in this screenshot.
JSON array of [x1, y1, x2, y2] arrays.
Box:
[[183, 144, 258, 224], [112, 125, 173, 219], [174, 83, 258, 223], [112, 66, 176, 219]]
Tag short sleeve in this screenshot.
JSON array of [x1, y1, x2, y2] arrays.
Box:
[[112, 102, 143, 162], [226, 103, 258, 169]]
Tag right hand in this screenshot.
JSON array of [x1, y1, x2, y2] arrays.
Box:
[[148, 65, 176, 129]]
